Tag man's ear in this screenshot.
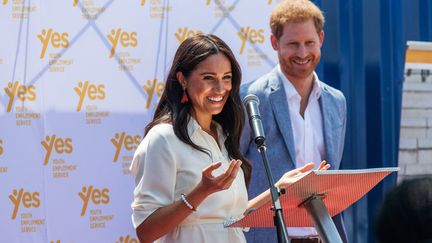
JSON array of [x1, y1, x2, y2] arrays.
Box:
[[319, 31, 324, 48], [270, 35, 279, 51]]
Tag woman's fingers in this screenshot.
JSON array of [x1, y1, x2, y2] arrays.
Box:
[[318, 160, 331, 170], [318, 160, 326, 170], [222, 159, 238, 178], [276, 161, 333, 190], [298, 162, 314, 173], [201, 160, 242, 192], [217, 160, 242, 186], [202, 161, 222, 179]]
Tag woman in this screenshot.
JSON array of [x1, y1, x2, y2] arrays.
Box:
[[130, 34, 327, 243]]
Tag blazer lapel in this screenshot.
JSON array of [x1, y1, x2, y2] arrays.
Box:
[[268, 70, 296, 167], [320, 87, 338, 167]]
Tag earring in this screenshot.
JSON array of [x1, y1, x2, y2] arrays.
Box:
[[181, 88, 188, 104]]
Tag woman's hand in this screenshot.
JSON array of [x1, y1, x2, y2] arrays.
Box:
[[275, 161, 330, 189], [135, 159, 242, 243], [198, 159, 242, 195], [247, 161, 331, 211], [317, 160, 330, 170]]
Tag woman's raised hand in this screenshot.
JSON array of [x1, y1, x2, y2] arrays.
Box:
[[275, 161, 331, 190], [199, 159, 242, 195]]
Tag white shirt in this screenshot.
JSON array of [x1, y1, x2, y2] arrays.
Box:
[[278, 65, 325, 237], [130, 118, 248, 243]]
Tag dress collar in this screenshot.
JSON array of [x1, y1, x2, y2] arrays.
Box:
[[187, 115, 227, 142]]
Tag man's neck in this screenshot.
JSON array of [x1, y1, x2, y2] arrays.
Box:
[[285, 73, 315, 118], [286, 73, 315, 100]]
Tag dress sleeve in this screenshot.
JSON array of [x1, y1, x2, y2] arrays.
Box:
[[130, 125, 177, 228]]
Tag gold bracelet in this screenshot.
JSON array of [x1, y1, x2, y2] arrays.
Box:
[[180, 193, 196, 211]]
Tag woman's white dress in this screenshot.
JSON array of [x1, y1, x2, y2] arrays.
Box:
[[130, 119, 248, 242]]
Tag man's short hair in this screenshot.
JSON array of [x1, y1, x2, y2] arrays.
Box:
[[270, 0, 325, 39]]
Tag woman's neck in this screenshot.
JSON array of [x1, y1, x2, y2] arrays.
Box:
[[190, 111, 219, 147], [190, 110, 212, 132]]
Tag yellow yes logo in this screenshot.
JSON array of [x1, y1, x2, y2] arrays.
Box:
[[237, 26, 265, 54], [9, 188, 41, 220], [140, 0, 145, 6], [111, 132, 141, 162], [268, 0, 272, 4], [206, 0, 211, 5], [73, 81, 106, 112], [4, 81, 36, 112], [41, 135, 73, 166], [3, 0, 8, 5], [0, 139, 3, 156], [143, 79, 164, 109], [73, 0, 78, 7], [175, 27, 202, 43], [107, 28, 138, 58], [78, 185, 110, 216], [37, 28, 69, 59], [117, 235, 139, 243]]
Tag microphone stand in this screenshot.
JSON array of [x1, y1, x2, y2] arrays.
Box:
[[255, 138, 290, 243], [243, 94, 290, 243]]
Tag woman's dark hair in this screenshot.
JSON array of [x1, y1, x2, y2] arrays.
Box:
[[145, 34, 251, 187]]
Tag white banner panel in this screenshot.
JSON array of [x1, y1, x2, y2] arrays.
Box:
[[1, 0, 282, 242]]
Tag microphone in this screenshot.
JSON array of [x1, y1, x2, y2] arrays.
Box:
[[242, 94, 265, 146]]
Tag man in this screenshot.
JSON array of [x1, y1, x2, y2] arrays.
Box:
[[240, 0, 348, 242]]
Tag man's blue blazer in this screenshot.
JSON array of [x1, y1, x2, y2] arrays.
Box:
[[240, 67, 348, 243]]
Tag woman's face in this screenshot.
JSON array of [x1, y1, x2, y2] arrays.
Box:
[[181, 53, 232, 124]]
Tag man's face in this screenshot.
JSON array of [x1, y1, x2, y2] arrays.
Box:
[[271, 19, 324, 82]]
